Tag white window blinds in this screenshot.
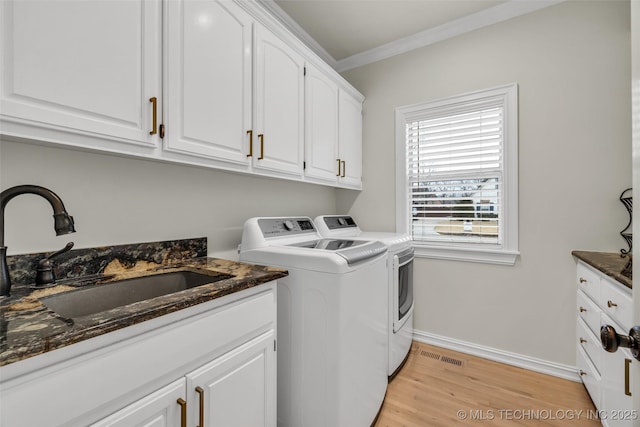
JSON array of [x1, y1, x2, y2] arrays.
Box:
[[406, 100, 504, 245]]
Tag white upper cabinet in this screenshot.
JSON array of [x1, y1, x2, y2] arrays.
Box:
[[303, 70, 363, 189], [304, 64, 339, 182], [338, 89, 363, 188], [253, 24, 305, 178], [0, 0, 362, 189], [0, 0, 162, 152], [164, 0, 253, 167]]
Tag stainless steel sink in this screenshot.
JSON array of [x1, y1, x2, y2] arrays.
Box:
[[40, 270, 233, 319]]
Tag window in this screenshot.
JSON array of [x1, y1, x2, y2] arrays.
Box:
[[395, 84, 519, 265]]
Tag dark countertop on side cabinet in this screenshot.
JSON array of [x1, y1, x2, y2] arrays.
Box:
[[0, 257, 288, 367], [572, 251, 632, 290]]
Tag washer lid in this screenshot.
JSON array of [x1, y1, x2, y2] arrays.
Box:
[[289, 239, 387, 265]]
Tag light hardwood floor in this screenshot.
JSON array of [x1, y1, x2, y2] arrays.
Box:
[[374, 341, 601, 426]]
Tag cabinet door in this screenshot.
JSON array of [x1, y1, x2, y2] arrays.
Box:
[[304, 64, 339, 182], [254, 25, 304, 177], [90, 379, 186, 427], [186, 330, 276, 427], [164, 0, 253, 166], [600, 347, 634, 427], [338, 90, 363, 188], [0, 0, 161, 148]]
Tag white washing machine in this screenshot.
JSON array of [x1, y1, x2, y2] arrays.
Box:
[[239, 217, 388, 427], [314, 215, 414, 378]]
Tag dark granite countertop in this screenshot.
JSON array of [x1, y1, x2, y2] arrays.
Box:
[[572, 251, 632, 290], [0, 239, 287, 367]]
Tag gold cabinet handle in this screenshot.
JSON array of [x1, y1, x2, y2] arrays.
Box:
[[625, 358, 632, 396], [149, 97, 158, 135], [258, 134, 264, 160], [607, 300, 618, 308], [579, 370, 587, 376], [580, 337, 587, 344], [177, 398, 187, 427], [579, 277, 587, 283], [196, 386, 205, 427], [341, 160, 346, 178], [246, 130, 253, 157], [336, 159, 341, 176], [579, 307, 587, 313]]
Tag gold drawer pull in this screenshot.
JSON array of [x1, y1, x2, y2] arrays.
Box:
[[579, 277, 587, 283], [149, 97, 158, 135], [246, 130, 253, 157], [607, 300, 618, 308], [580, 337, 587, 344], [258, 134, 264, 160], [196, 386, 205, 427], [579, 306, 587, 313], [177, 398, 187, 427], [579, 370, 587, 376], [625, 358, 632, 396], [341, 160, 346, 177]]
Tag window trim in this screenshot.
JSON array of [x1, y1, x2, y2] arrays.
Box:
[[395, 83, 519, 265]]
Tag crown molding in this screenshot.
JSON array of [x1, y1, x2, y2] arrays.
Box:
[[336, 0, 566, 72], [256, 0, 566, 74]]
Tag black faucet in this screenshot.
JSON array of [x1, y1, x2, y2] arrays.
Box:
[[0, 185, 76, 297]]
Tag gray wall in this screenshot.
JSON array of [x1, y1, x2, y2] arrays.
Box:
[[0, 140, 337, 260], [338, 0, 631, 365]]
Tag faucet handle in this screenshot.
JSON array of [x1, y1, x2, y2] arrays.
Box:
[[36, 242, 74, 287]]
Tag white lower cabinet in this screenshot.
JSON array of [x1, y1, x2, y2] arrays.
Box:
[[575, 261, 634, 427], [0, 283, 277, 427], [90, 379, 186, 427], [91, 330, 275, 427], [186, 330, 276, 427]]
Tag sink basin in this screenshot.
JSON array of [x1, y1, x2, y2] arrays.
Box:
[[41, 270, 233, 319]]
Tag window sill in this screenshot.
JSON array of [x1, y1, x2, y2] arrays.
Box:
[[413, 244, 519, 265]]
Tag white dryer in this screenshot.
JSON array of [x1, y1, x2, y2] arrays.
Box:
[[239, 217, 388, 427], [314, 215, 414, 378]]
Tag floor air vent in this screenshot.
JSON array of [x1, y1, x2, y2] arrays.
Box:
[[420, 351, 441, 360], [417, 348, 465, 368], [441, 356, 464, 367]]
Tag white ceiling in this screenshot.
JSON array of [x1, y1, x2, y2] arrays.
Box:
[[262, 0, 566, 71]]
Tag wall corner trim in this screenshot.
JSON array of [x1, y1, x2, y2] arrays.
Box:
[[412, 329, 580, 382]]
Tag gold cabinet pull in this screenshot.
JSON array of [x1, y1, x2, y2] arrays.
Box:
[[196, 386, 205, 427], [258, 134, 264, 160], [176, 398, 187, 427], [579, 370, 587, 376], [579, 307, 587, 313], [341, 160, 346, 178], [246, 130, 253, 157], [580, 337, 587, 344], [607, 300, 618, 308], [149, 97, 158, 135], [579, 277, 587, 283], [336, 159, 341, 176], [625, 358, 632, 396]]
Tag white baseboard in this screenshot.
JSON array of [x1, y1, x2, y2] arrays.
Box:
[[412, 329, 580, 382]]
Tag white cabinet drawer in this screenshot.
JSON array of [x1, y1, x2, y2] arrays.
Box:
[[577, 317, 602, 373], [577, 344, 601, 408], [577, 289, 601, 337], [577, 262, 601, 300], [599, 277, 632, 331]]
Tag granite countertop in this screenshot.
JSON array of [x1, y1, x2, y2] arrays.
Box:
[[0, 238, 288, 367], [572, 250, 632, 290]]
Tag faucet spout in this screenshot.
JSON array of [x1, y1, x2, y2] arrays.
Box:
[[0, 185, 76, 297]]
